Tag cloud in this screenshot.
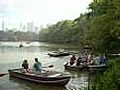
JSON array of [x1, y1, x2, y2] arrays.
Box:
[[0, 0, 15, 18], [0, 0, 93, 28]]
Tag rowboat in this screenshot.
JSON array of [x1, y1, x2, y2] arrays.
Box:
[[64, 62, 106, 71], [64, 64, 87, 71], [8, 69, 71, 86], [19, 44, 23, 48], [47, 52, 70, 57], [87, 64, 106, 71]]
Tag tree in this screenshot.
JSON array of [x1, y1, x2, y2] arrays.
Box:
[[88, 0, 120, 53]]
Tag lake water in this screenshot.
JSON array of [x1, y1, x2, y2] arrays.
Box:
[[0, 41, 88, 90]]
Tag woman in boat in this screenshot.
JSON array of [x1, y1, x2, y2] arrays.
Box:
[[76, 57, 83, 66], [70, 55, 76, 65], [33, 58, 42, 73], [22, 59, 29, 73]]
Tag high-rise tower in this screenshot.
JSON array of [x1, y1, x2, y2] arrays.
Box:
[[2, 21, 5, 31]]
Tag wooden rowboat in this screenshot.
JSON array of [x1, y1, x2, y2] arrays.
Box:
[[87, 64, 106, 71], [64, 64, 87, 71], [64, 62, 106, 71], [8, 69, 71, 86], [48, 52, 70, 57]]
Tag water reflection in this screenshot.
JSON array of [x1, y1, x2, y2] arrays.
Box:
[[9, 77, 67, 90], [66, 70, 88, 90], [0, 42, 88, 90]]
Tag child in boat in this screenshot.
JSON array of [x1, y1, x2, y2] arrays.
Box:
[[33, 58, 42, 73], [22, 59, 30, 73]]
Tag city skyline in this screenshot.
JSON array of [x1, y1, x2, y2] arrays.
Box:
[[0, 0, 93, 31], [1, 21, 40, 32]]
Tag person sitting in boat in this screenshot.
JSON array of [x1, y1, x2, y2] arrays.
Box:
[[82, 50, 89, 63], [99, 53, 107, 65], [76, 57, 83, 66], [93, 56, 100, 65], [33, 58, 42, 73], [70, 55, 76, 65], [87, 52, 93, 65], [22, 59, 29, 73]]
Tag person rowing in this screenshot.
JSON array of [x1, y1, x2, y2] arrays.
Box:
[[33, 58, 42, 73]]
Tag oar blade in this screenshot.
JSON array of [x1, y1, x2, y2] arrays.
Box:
[[0, 73, 8, 77], [48, 65, 54, 68]]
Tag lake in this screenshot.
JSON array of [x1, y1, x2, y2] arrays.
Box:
[[0, 41, 88, 90]]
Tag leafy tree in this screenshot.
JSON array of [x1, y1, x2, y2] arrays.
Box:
[[88, 0, 120, 53]]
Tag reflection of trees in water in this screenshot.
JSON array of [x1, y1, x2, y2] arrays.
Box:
[[9, 77, 67, 90], [65, 70, 88, 90], [65, 70, 88, 78]]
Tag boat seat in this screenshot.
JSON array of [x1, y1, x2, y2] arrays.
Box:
[[47, 73, 61, 77]]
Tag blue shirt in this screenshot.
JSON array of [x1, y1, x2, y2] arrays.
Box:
[[99, 56, 107, 65], [34, 62, 42, 71]]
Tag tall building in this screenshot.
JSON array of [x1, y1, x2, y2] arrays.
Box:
[[19, 23, 23, 31], [27, 22, 34, 31], [23, 25, 26, 31], [34, 26, 40, 33], [19, 23, 27, 32], [2, 21, 5, 31]]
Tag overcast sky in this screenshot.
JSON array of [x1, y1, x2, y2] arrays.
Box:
[[0, 0, 93, 29]]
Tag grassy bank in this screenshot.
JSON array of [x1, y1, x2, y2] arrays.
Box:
[[91, 57, 120, 90]]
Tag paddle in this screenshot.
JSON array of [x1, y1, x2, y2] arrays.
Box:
[[42, 65, 54, 68], [0, 73, 8, 77], [42, 65, 54, 72]]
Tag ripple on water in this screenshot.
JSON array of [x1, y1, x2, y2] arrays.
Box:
[[0, 42, 88, 90]]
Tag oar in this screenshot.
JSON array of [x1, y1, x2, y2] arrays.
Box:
[[42, 65, 54, 72], [0, 73, 8, 77], [48, 65, 54, 68], [43, 65, 54, 68]]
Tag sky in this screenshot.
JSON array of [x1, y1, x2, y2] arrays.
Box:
[[0, 0, 93, 30]]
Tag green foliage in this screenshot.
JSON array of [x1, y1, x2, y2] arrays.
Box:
[[39, 0, 120, 53], [39, 14, 91, 46], [91, 57, 120, 90], [88, 0, 120, 53]]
